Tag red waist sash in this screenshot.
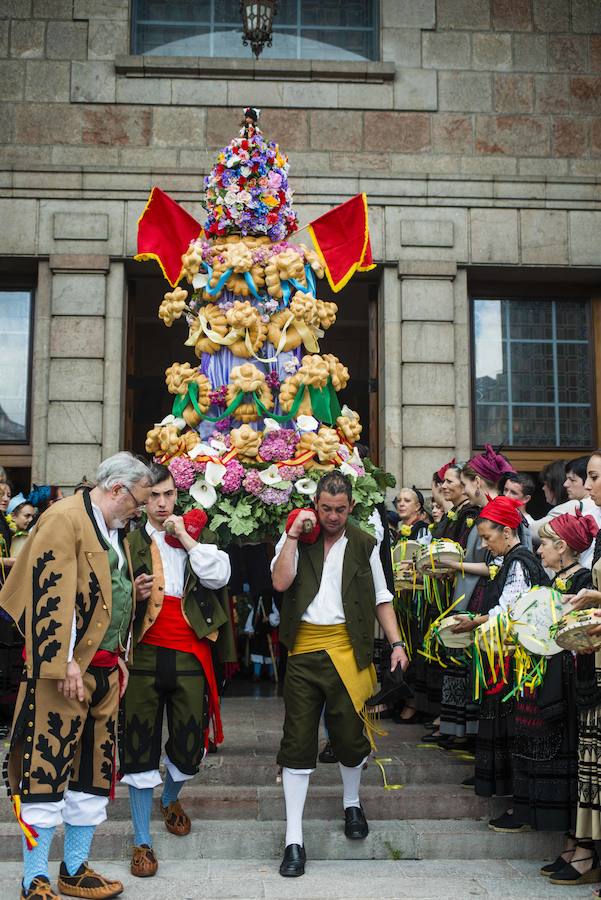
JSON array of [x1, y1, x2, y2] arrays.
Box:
[[142, 594, 223, 745]]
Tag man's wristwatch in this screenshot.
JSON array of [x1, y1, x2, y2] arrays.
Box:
[[391, 640, 406, 650]]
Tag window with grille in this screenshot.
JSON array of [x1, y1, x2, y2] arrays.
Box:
[[472, 297, 594, 450], [131, 0, 379, 61]]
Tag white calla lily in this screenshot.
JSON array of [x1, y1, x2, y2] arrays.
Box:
[[210, 438, 228, 453], [192, 271, 209, 290], [205, 461, 226, 486], [348, 447, 362, 466], [341, 404, 357, 419], [339, 461, 358, 480], [159, 414, 175, 426], [295, 477, 318, 496], [188, 442, 215, 460], [259, 464, 284, 486], [263, 418, 281, 433], [189, 478, 217, 509], [296, 415, 319, 433]]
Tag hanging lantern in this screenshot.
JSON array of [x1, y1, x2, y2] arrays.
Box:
[[240, 1, 279, 59]]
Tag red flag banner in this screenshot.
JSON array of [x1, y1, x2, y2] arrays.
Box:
[[135, 186, 203, 287], [307, 193, 376, 293]]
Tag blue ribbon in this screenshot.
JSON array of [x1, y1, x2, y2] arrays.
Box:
[[304, 263, 316, 295], [281, 280, 291, 307], [243, 270, 262, 301], [201, 261, 234, 297]]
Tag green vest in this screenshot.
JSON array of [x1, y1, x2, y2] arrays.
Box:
[[100, 543, 133, 652], [279, 522, 378, 670], [126, 526, 237, 664]]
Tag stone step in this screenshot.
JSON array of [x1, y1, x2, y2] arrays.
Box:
[[0, 819, 564, 862], [0, 783, 500, 823]]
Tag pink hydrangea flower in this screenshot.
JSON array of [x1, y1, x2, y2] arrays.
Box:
[[259, 429, 299, 462], [261, 485, 293, 505], [168, 456, 197, 490], [242, 469, 264, 497], [221, 460, 245, 494], [281, 465, 306, 481]]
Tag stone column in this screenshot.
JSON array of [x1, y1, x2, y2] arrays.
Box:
[[44, 255, 126, 490]]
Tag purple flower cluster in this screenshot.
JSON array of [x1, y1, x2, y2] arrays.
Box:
[[209, 385, 228, 409], [259, 428, 299, 462], [221, 460, 245, 494], [281, 465, 306, 482], [265, 370, 281, 391], [261, 485, 293, 505], [168, 456, 197, 490], [203, 125, 298, 242], [242, 469, 264, 497]]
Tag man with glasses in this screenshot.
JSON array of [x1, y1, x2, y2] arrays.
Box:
[[0, 451, 152, 900]]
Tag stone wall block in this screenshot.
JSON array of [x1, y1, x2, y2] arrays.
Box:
[[393, 69, 437, 111], [592, 120, 601, 156], [152, 106, 206, 148], [552, 117, 588, 157], [439, 72, 492, 112], [521, 209, 568, 264], [0, 59, 24, 100], [116, 77, 172, 105], [40, 201, 124, 255], [473, 33, 512, 71], [0, 199, 37, 254], [382, 28, 421, 67], [46, 21, 88, 60], [10, 19, 44, 58], [402, 447, 455, 489], [512, 34, 548, 71], [534, 75, 569, 113], [492, 0, 533, 31], [437, 0, 491, 30], [570, 77, 601, 115], [47, 401, 103, 444], [52, 272, 106, 316], [401, 322, 455, 362], [382, 0, 435, 29], [432, 114, 474, 154], [475, 114, 549, 156], [87, 20, 129, 59], [71, 61, 117, 103], [401, 279, 454, 320], [337, 82, 393, 110], [73, 0, 129, 20], [470, 208, 519, 262], [494, 73, 534, 112], [422, 32, 471, 69], [33, 0, 73, 17], [532, 0, 569, 32], [0, 21, 8, 56], [391, 209, 468, 262], [364, 112, 431, 153], [226, 81, 285, 109], [571, 0, 601, 34], [402, 406, 456, 446], [81, 105, 151, 146], [592, 36, 601, 73], [401, 220, 454, 248], [569, 211, 601, 265], [48, 359, 104, 402], [25, 60, 70, 103], [310, 110, 362, 151], [171, 79, 226, 107], [402, 363, 456, 405], [50, 316, 105, 358], [47, 444, 101, 487], [549, 36, 588, 74]]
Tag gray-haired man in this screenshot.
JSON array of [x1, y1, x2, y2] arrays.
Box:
[[0, 452, 153, 900]]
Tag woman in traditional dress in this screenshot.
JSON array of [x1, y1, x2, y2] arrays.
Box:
[[392, 487, 431, 724], [439, 447, 514, 746], [420, 461, 481, 742], [451, 496, 549, 822], [517, 512, 597, 882], [550, 451, 601, 890]]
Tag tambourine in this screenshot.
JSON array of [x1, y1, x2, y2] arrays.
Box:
[[552, 608, 601, 653], [415, 539, 464, 578]]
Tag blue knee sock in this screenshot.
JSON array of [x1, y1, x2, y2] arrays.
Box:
[[63, 824, 96, 876], [161, 770, 183, 808], [22, 826, 56, 891], [253, 662, 261, 677], [128, 786, 154, 848]]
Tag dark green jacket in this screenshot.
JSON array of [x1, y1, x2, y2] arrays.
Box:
[[279, 522, 377, 670], [126, 526, 236, 664]]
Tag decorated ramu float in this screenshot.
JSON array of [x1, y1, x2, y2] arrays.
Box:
[[135, 107, 393, 545]]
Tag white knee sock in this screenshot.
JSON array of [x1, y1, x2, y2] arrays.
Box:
[[339, 758, 366, 810], [282, 767, 311, 847]]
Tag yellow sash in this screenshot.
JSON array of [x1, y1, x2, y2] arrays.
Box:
[[290, 622, 382, 749]]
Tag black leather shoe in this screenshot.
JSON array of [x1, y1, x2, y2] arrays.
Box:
[[344, 805, 369, 839], [318, 741, 338, 763], [279, 843, 306, 877]]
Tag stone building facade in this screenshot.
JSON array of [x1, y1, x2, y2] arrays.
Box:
[[1, 0, 600, 492]]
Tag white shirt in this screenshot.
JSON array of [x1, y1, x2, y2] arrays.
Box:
[[92, 502, 125, 569], [271, 529, 393, 626], [486, 559, 531, 620], [145, 521, 231, 593], [530, 497, 601, 569]]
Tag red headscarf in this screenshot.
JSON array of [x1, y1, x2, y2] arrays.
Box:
[[479, 495, 524, 530], [437, 457, 456, 481], [548, 509, 599, 554], [468, 444, 515, 484]]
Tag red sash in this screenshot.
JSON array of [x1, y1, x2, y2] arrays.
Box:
[[142, 595, 224, 745]]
